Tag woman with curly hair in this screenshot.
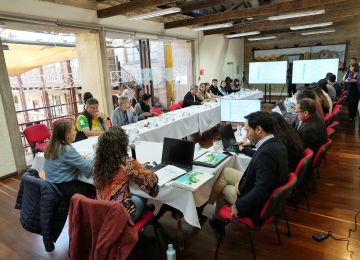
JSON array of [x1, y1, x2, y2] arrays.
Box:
[[93, 126, 159, 222]]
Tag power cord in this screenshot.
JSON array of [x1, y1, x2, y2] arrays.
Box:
[[326, 210, 360, 259]]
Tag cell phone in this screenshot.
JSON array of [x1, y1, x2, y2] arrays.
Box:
[[312, 231, 329, 242]]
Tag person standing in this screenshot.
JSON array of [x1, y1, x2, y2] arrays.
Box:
[[345, 63, 360, 121]]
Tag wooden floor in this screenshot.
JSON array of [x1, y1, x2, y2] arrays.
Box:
[[1, 108, 360, 260]]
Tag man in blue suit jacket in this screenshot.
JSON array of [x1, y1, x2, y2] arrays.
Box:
[[209, 111, 289, 227]]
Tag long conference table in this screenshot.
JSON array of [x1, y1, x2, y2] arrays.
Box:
[[32, 138, 251, 229], [31, 89, 262, 228], [122, 89, 264, 143]]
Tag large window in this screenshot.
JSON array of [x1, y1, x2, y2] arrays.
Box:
[[126, 47, 140, 63]]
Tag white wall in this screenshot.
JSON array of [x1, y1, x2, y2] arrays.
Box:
[[195, 34, 244, 83]]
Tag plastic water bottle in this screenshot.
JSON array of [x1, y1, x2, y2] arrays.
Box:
[[166, 244, 176, 260]]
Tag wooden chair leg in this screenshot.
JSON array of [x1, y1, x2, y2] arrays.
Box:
[[246, 226, 257, 260]]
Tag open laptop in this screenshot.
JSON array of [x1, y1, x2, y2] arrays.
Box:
[[218, 124, 240, 153], [152, 138, 195, 186]]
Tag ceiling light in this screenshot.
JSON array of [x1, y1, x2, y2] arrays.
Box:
[[301, 29, 336, 35], [226, 31, 260, 38], [128, 7, 181, 20], [268, 9, 325, 20], [193, 23, 233, 31], [248, 36, 276, 41], [290, 22, 333, 30]]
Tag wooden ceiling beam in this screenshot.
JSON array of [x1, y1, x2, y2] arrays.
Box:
[[97, 0, 176, 19], [164, 0, 347, 29], [180, 0, 235, 13], [203, 7, 360, 35]]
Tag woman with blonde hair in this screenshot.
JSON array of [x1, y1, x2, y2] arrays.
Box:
[[197, 82, 211, 101], [93, 126, 159, 222], [44, 119, 94, 202]]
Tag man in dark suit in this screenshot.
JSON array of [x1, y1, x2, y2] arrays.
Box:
[[182, 84, 202, 108], [209, 79, 223, 97], [208, 112, 289, 227], [295, 98, 327, 153]]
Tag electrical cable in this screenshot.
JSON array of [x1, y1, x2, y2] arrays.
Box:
[[326, 210, 360, 259]]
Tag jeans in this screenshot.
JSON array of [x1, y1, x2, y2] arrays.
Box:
[[131, 195, 147, 223]]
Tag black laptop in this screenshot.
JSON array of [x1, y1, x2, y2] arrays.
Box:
[[152, 137, 195, 171], [218, 124, 240, 153]]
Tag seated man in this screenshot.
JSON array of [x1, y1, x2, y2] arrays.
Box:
[[134, 93, 157, 119], [111, 96, 138, 127], [208, 111, 289, 227], [182, 84, 202, 108], [327, 73, 341, 98], [295, 98, 327, 153], [75, 98, 109, 142]]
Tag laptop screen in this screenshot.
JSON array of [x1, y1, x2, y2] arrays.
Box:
[[161, 138, 195, 170], [218, 124, 236, 149]]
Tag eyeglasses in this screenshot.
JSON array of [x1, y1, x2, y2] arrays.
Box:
[[296, 110, 304, 114]]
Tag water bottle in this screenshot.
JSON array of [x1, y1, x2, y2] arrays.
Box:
[[166, 244, 176, 260]]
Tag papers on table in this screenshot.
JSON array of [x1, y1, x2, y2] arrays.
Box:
[[155, 165, 187, 186]]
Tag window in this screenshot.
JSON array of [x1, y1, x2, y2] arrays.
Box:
[[126, 47, 140, 63]]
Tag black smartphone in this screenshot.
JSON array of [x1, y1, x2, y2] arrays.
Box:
[[312, 231, 329, 242]]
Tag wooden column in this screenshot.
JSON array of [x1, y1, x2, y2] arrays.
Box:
[[0, 39, 27, 177]]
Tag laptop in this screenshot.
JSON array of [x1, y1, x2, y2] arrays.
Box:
[[218, 124, 240, 153], [152, 138, 195, 186]]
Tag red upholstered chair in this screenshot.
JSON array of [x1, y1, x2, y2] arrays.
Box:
[[324, 113, 333, 126], [215, 173, 297, 260], [327, 127, 335, 140], [23, 124, 51, 157], [168, 104, 181, 111], [328, 120, 340, 130], [291, 148, 314, 211], [310, 139, 332, 193], [178, 100, 184, 108], [150, 108, 163, 115], [69, 194, 161, 259]]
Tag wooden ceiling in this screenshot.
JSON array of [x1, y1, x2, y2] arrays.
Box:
[[40, 0, 360, 38]]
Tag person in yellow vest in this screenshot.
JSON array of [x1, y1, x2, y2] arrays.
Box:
[[75, 98, 109, 142]]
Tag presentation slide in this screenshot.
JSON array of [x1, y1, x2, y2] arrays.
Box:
[[249, 61, 288, 84], [292, 58, 339, 84], [220, 99, 261, 123]]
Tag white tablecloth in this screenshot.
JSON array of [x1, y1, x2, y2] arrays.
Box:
[[32, 138, 252, 228], [122, 89, 263, 142]]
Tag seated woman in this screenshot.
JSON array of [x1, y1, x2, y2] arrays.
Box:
[[93, 126, 159, 222], [205, 82, 218, 98], [134, 93, 158, 120], [44, 119, 94, 203], [197, 83, 212, 101]]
